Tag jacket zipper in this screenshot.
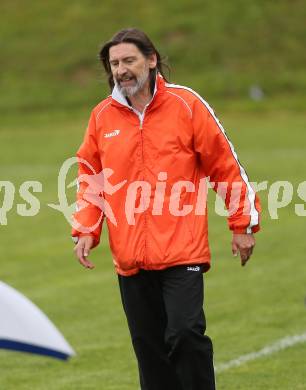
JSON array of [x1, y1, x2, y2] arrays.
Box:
[[138, 108, 147, 265], [129, 104, 149, 267]]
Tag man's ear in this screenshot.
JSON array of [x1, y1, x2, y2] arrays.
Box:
[[148, 53, 157, 69]]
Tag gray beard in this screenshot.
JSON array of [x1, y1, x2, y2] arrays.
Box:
[[115, 69, 149, 97]]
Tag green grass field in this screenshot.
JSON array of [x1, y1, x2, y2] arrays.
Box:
[[1, 0, 306, 113], [1, 107, 306, 389]]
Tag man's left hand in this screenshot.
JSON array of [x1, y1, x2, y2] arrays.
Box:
[[232, 233, 255, 266]]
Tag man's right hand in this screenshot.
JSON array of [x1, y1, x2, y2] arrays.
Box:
[[74, 235, 95, 269]]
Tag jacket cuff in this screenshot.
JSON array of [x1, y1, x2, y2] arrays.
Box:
[[232, 225, 260, 234]]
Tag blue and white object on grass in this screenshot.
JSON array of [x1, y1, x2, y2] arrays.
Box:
[[0, 281, 75, 360]]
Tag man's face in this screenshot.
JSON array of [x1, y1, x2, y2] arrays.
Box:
[[109, 43, 157, 97]]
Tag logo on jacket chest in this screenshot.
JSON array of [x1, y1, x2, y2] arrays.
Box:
[[104, 129, 121, 138]]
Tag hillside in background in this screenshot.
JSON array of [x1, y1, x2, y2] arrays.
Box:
[[1, 0, 305, 113]]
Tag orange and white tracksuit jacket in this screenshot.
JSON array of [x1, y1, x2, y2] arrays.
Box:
[[72, 74, 261, 276]]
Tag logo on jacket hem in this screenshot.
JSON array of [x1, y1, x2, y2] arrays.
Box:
[[104, 129, 120, 138]]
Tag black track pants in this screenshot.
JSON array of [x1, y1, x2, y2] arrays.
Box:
[[118, 264, 216, 390]]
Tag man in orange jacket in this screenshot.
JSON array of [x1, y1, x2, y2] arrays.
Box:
[[73, 28, 261, 390]]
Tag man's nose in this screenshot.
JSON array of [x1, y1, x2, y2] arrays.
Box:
[[117, 62, 127, 76]]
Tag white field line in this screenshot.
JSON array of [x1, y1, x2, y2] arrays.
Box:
[[215, 332, 306, 373]]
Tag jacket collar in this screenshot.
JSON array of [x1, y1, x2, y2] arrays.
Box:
[[111, 73, 166, 109]]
